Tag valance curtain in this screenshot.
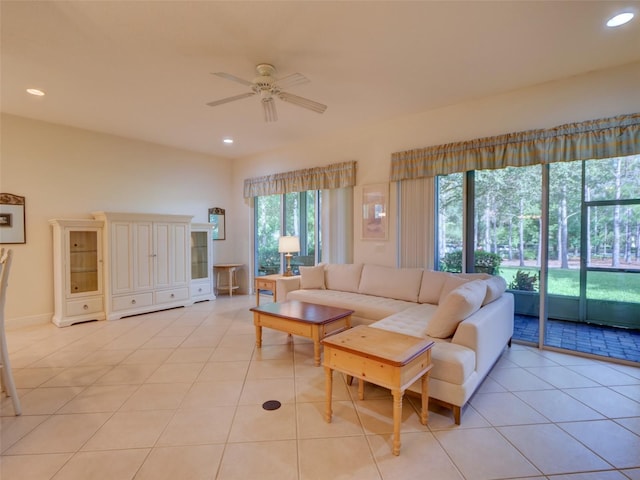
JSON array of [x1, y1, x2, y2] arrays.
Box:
[[243, 160, 356, 198], [390, 113, 640, 181]]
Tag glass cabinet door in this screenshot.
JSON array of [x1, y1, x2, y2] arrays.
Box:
[[191, 231, 208, 280], [68, 230, 99, 294]]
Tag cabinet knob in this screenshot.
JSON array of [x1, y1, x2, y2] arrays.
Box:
[[83, 304, 89, 310], [170, 293, 175, 298], [131, 299, 137, 305]]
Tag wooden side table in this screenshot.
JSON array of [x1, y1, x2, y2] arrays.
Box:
[[255, 274, 290, 305], [322, 325, 434, 456], [214, 263, 242, 297]]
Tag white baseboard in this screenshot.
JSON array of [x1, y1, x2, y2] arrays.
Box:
[[5, 312, 52, 331]]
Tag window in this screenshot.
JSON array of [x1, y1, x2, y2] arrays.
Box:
[[255, 191, 321, 277], [435, 155, 640, 359]]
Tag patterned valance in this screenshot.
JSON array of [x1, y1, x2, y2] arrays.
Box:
[[244, 160, 356, 198], [390, 113, 640, 181]]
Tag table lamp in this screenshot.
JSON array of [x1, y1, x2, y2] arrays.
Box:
[[278, 236, 300, 277]]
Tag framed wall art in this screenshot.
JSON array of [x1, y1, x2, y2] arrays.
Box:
[[208, 207, 226, 240], [361, 184, 388, 241], [0, 193, 26, 244]]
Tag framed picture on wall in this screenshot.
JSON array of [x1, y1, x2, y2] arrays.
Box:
[[361, 184, 388, 241], [0, 193, 26, 244], [208, 207, 225, 240]]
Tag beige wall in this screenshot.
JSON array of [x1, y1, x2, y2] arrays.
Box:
[[2, 62, 639, 326], [0, 114, 232, 326], [232, 62, 640, 275]]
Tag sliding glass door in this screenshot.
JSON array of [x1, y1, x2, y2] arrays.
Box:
[[543, 157, 640, 355], [436, 154, 640, 362]]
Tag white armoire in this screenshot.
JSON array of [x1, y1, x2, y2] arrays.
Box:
[[92, 212, 193, 320]]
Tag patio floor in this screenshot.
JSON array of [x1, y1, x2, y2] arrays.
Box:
[[514, 314, 640, 363]]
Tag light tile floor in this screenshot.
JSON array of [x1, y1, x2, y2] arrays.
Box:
[[1, 295, 639, 480]]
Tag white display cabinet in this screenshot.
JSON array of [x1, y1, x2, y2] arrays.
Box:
[[190, 223, 215, 302], [50, 219, 105, 327]]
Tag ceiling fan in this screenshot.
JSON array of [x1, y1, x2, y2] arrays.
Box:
[[206, 63, 327, 122]]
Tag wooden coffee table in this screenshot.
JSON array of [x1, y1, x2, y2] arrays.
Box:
[[250, 301, 353, 366], [322, 325, 434, 456]]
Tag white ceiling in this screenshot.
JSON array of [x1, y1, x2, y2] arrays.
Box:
[[2, 1, 639, 159]]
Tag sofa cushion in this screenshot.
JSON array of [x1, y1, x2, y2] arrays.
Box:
[[428, 342, 476, 385], [371, 311, 476, 386], [482, 275, 507, 305], [418, 270, 449, 304], [458, 273, 492, 281], [459, 273, 507, 305], [371, 303, 438, 337], [426, 280, 487, 338], [324, 263, 363, 293], [438, 274, 471, 303], [358, 264, 423, 302], [299, 265, 326, 290], [286, 289, 415, 322]]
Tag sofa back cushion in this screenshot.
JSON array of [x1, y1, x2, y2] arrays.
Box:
[[358, 264, 423, 302], [324, 263, 364, 293], [438, 275, 471, 303], [418, 270, 450, 304], [299, 265, 326, 289], [482, 275, 507, 305], [458, 272, 507, 305], [425, 280, 487, 338]]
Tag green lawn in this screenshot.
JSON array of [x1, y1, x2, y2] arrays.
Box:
[[500, 266, 640, 304]]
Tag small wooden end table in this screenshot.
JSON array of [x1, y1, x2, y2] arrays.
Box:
[[250, 301, 353, 366], [254, 274, 299, 306], [322, 325, 434, 456], [214, 263, 242, 297]]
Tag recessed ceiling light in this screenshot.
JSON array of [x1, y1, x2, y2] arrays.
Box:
[[27, 88, 45, 96], [223, 138, 234, 144], [606, 12, 634, 27]]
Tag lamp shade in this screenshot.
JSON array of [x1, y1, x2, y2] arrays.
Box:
[[278, 236, 300, 253]]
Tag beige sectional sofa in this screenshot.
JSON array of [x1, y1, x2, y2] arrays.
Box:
[[277, 263, 514, 424]]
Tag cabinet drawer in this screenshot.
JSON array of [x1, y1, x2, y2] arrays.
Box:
[[256, 278, 276, 290], [113, 292, 153, 311], [67, 297, 103, 316], [191, 282, 212, 296], [155, 288, 189, 304]]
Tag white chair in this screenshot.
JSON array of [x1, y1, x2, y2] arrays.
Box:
[[0, 248, 21, 415]]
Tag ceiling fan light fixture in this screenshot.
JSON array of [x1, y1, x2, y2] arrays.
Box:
[[207, 63, 327, 122], [606, 12, 634, 27]]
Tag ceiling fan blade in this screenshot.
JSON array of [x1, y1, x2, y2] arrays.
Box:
[[262, 98, 278, 123], [278, 91, 327, 114], [274, 73, 310, 90], [206, 92, 256, 107], [213, 72, 254, 87]]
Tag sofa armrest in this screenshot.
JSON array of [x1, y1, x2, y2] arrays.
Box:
[[451, 293, 514, 377], [277, 276, 301, 301]]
